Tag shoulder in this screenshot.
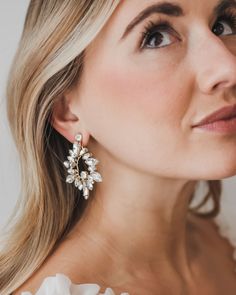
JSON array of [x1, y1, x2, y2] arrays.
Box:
[[190, 213, 235, 257]]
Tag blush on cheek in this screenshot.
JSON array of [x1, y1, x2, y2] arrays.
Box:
[[83, 54, 182, 131], [96, 66, 161, 113]]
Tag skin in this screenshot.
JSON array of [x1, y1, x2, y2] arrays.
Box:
[[13, 0, 236, 294]]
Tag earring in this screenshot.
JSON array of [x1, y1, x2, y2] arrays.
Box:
[[63, 133, 102, 200]]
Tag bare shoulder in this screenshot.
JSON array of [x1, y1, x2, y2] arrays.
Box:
[[11, 238, 94, 295], [12, 246, 69, 294], [12, 267, 59, 295], [189, 213, 235, 261], [184, 214, 236, 293]]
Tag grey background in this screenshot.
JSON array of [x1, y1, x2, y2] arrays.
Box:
[[0, 1, 235, 231], [0, 1, 29, 230]]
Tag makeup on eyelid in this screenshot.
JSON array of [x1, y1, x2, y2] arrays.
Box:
[[138, 9, 236, 50], [120, 0, 236, 43]]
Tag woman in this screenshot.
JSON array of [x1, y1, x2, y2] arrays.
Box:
[[1, 0, 236, 294]]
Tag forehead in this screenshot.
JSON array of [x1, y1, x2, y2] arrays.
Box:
[[110, 0, 234, 24]]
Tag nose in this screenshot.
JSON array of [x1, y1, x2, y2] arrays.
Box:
[[192, 32, 236, 95]]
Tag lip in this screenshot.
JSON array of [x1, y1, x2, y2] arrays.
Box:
[[192, 104, 236, 127]]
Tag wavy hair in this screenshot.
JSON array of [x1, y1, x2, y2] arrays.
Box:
[[0, 1, 221, 294]]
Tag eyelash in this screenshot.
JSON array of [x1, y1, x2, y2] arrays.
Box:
[[139, 10, 236, 50]]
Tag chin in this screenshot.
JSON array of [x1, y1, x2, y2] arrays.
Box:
[[199, 166, 236, 180]]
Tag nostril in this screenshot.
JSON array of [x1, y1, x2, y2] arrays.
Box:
[[213, 80, 235, 91]]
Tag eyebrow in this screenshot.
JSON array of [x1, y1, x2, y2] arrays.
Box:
[[120, 0, 236, 41]]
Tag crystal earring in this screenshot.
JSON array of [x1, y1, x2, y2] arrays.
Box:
[[63, 133, 102, 200]]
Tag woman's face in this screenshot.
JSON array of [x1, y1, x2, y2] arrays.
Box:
[[72, 0, 236, 180]]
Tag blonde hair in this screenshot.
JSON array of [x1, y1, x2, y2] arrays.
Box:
[[0, 1, 221, 294]]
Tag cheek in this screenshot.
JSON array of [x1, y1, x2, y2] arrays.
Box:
[[95, 65, 170, 121], [96, 63, 189, 131], [82, 36, 189, 132], [79, 59, 192, 175]]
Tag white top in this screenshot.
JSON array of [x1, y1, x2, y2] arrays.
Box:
[[21, 273, 129, 295], [20, 214, 236, 295]]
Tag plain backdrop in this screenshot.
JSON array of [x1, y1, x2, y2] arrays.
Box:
[[0, 1, 236, 232], [0, 1, 30, 230]]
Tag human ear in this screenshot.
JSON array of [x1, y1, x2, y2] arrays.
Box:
[[50, 88, 90, 145]]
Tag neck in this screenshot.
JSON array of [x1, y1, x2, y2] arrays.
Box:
[[68, 148, 199, 287]]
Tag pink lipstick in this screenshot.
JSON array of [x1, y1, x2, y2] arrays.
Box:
[[192, 104, 236, 133]]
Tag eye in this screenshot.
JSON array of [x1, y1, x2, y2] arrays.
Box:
[[212, 12, 236, 36], [140, 20, 179, 49]]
